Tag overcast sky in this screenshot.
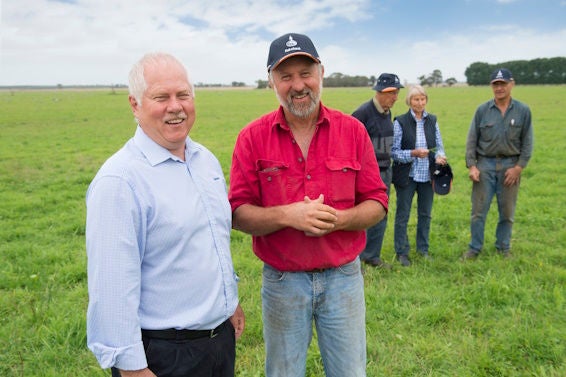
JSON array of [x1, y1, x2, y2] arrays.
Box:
[[1, 0, 565, 86]]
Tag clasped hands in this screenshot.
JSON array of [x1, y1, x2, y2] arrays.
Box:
[[288, 194, 338, 237]]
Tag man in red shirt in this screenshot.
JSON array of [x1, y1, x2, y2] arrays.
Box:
[[229, 33, 388, 376]]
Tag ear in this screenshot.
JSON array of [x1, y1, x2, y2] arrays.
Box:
[[128, 95, 139, 114]]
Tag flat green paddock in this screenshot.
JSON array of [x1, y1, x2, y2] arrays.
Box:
[[0, 85, 564, 376]]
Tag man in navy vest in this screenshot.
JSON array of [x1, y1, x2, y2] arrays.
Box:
[[352, 73, 403, 269]]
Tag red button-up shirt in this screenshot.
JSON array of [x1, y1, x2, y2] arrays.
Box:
[[229, 103, 388, 271]]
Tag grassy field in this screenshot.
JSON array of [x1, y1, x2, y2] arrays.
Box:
[[0, 85, 565, 376]]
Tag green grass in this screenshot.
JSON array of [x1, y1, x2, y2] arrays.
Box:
[[1, 86, 565, 376]]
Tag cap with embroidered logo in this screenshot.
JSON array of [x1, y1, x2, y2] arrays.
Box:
[[430, 162, 453, 195], [490, 68, 514, 84], [267, 33, 320, 72], [372, 73, 404, 92]]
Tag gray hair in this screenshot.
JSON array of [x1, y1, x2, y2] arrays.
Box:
[[405, 84, 428, 106], [128, 52, 194, 106]]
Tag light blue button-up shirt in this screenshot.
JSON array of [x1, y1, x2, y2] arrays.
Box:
[[392, 109, 446, 182], [86, 127, 238, 371]]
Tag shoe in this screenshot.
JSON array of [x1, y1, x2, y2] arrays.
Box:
[[396, 254, 411, 267], [363, 258, 392, 269], [497, 249, 512, 258], [462, 249, 479, 260], [420, 252, 433, 261]]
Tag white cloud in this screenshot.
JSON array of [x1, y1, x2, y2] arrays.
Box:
[[322, 26, 566, 84], [0, 0, 375, 85], [1, 0, 564, 86]]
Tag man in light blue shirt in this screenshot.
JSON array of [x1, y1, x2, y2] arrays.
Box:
[[86, 52, 244, 377]]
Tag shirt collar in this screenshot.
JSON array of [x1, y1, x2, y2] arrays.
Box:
[[133, 126, 188, 166], [372, 97, 388, 115], [410, 108, 428, 121], [489, 98, 514, 109]]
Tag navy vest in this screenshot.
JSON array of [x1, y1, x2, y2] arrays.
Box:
[[394, 111, 437, 151], [352, 99, 394, 170], [392, 111, 437, 185]]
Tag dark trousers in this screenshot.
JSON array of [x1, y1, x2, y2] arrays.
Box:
[[394, 179, 434, 255], [111, 321, 235, 377]]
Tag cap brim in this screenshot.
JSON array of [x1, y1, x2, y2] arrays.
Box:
[[379, 87, 401, 92], [490, 79, 512, 84], [269, 52, 320, 72]]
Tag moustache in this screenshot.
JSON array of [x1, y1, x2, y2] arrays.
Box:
[[164, 113, 187, 123]]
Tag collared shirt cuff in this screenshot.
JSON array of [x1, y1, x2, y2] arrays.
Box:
[[90, 341, 147, 371]]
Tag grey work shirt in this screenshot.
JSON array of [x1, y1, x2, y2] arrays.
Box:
[[465, 98, 533, 168]]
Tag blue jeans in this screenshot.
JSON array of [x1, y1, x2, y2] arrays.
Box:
[[359, 168, 391, 262], [262, 259, 366, 377], [469, 156, 520, 252], [394, 179, 434, 256]]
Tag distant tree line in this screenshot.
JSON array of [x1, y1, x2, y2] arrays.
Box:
[[256, 71, 458, 89], [323, 73, 375, 87], [465, 57, 566, 85], [418, 69, 458, 87], [256, 73, 376, 89], [254, 56, 566, 88]]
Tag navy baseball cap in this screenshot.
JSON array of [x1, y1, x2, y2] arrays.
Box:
[[372, 73, 404, 92], [490, 68, 514, 83], [267, 33, 320, 72], [431, 163, 453, 195]]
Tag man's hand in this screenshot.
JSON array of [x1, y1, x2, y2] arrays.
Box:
[[285, 194, 337, 236], [504, 165, 522, 186], [468, 166, 480, 182], [230, 303, 245, 340]]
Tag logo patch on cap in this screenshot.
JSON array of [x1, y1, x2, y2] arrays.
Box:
[[286, 36, 298, 47]]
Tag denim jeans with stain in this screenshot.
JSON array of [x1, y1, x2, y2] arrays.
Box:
[[469, 156, 520, 252], [261, 258, 366, 377]]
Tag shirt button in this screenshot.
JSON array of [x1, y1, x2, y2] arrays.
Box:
[[298, 157, 303, 163], [306, 174, 311, 180], [267, 176, 272, 182], [342, 168, 348, 172]]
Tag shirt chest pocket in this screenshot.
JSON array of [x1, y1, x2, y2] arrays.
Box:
[[326, 158, 361, 207], [508, 122, 523, 142], [257, 159, 289, 206], [479, 122, 497, 141]]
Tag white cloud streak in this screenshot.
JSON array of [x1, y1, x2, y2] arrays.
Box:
[[1, 0, 564, 86]]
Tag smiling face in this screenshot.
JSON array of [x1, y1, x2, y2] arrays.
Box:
[[129, 59, 195, 159], [270, 56, 323, 121], [409, 93, 428, 117]]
